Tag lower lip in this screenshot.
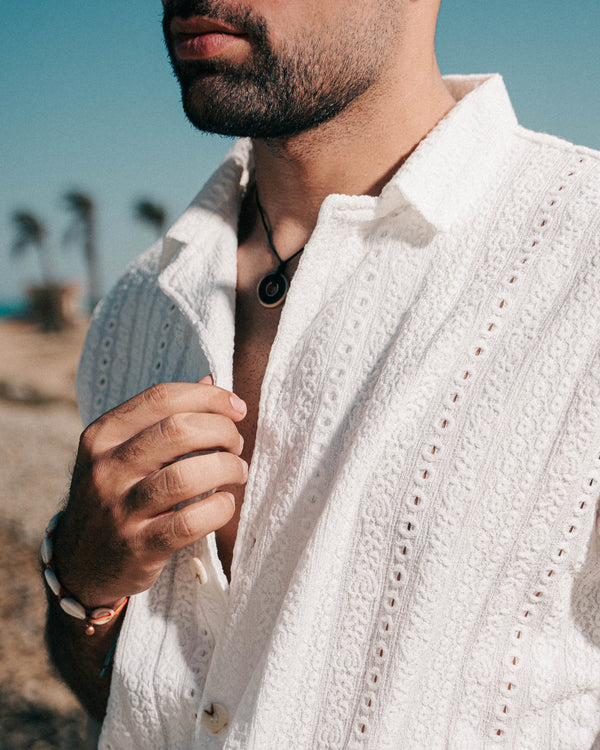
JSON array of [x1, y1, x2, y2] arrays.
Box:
[[174, 32, 245, 60]]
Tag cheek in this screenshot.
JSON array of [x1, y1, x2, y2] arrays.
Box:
[[251, 0, 325, 33], [261, 3, 340, 54]]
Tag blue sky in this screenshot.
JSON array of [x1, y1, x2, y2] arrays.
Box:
[[1, 1, 599, 304]]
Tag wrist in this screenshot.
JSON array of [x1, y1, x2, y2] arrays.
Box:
[[41, 512, 129, 635], [50, 511, 123, 609]]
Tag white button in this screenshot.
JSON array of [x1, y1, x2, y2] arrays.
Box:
[[190, 556, 208, 585], [201, 703, 229, 735]]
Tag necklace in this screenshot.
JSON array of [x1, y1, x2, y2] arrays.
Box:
[[255, 193, 305, 308]]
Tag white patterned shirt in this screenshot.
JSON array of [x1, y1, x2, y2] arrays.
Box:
[[77, 75, 600, 750]]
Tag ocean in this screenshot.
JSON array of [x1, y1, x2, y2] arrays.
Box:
[[0, 300, 28, 319]]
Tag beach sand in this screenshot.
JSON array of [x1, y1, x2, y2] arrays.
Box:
[[0, 319, 89, 748]]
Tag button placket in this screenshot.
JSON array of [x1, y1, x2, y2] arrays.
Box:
[[187, 538, 230, 652]]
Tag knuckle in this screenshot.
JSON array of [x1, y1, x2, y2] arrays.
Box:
[[143, 382, 171, 411], [127, 481, 150, 513], [146, 528, 174, 554], [171, 510, 198, 541], [78, 423, 99, 458], [89, 456, 112, 494], [111, 436, 142, 466], [158, 414, 185, 444], [162, 461, 188, 498]]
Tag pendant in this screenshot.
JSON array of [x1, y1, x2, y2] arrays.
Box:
[[257, 270, 289, 308]]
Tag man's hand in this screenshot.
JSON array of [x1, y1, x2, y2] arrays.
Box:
[[52, 378, 247, 608]]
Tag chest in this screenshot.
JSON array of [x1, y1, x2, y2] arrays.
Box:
[[214, 246, 291, 578], [232, 289, 281, 466]]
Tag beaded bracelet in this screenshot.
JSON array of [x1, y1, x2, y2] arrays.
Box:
[[41, 512, 129, 636]]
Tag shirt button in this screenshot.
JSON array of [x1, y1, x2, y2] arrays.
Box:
[[190, 556, 208, 585], [201, 703, 229, 735]]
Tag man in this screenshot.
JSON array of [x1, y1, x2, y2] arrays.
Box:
[[45, 0, 600, 747]]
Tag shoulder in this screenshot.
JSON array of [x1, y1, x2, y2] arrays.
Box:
[[514, 124, 600, 166], [81, 239, 167, 358], [107, 238, 165, 292], [487, 125, 600, 261], [512, 125, 600, 216], [76, 241, 161, 425]]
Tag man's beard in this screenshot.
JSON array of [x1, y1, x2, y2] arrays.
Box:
[[163, 0, 390, 139]]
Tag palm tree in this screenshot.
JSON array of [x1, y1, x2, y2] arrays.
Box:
[[10, 210, 53, 286], [133, 198, 167, 237], [10, 210, 67, 330], [63, 190, 99, 311]]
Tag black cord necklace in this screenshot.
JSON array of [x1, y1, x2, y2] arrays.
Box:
[[255, 193, 305, 308]]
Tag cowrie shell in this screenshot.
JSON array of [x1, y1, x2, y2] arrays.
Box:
[[59, 596, 86, 620], [44, 568, 61, 596]]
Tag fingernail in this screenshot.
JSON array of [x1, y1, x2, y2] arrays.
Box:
[[225, 492, 236, 512], [198, 373, 214, 385], [230, 394, 246, 415], [240, 458, 249, 480]]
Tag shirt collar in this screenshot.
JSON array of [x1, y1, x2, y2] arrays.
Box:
[[378, 73, 518, 232], [159, 138, 253, 271], [160, 73, 518, 269]]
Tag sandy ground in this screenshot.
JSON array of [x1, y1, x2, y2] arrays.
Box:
[[0, 319, 89, 749]]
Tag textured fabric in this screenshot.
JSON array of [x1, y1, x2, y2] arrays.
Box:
[[77, 75, 600, 749]]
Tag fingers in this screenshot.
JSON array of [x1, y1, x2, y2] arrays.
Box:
[[111, 412, 244, 478], [82, 381, 247, 454], [143, 490, 236, 554], [130, 451, 248, 515], [56, 451, 245, 605], [60, 378, 247, 605]]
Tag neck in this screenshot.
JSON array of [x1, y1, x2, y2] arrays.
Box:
[[249, 57, 455, 261]]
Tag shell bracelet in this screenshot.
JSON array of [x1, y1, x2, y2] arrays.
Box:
[[41, 512, 128, 636]]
